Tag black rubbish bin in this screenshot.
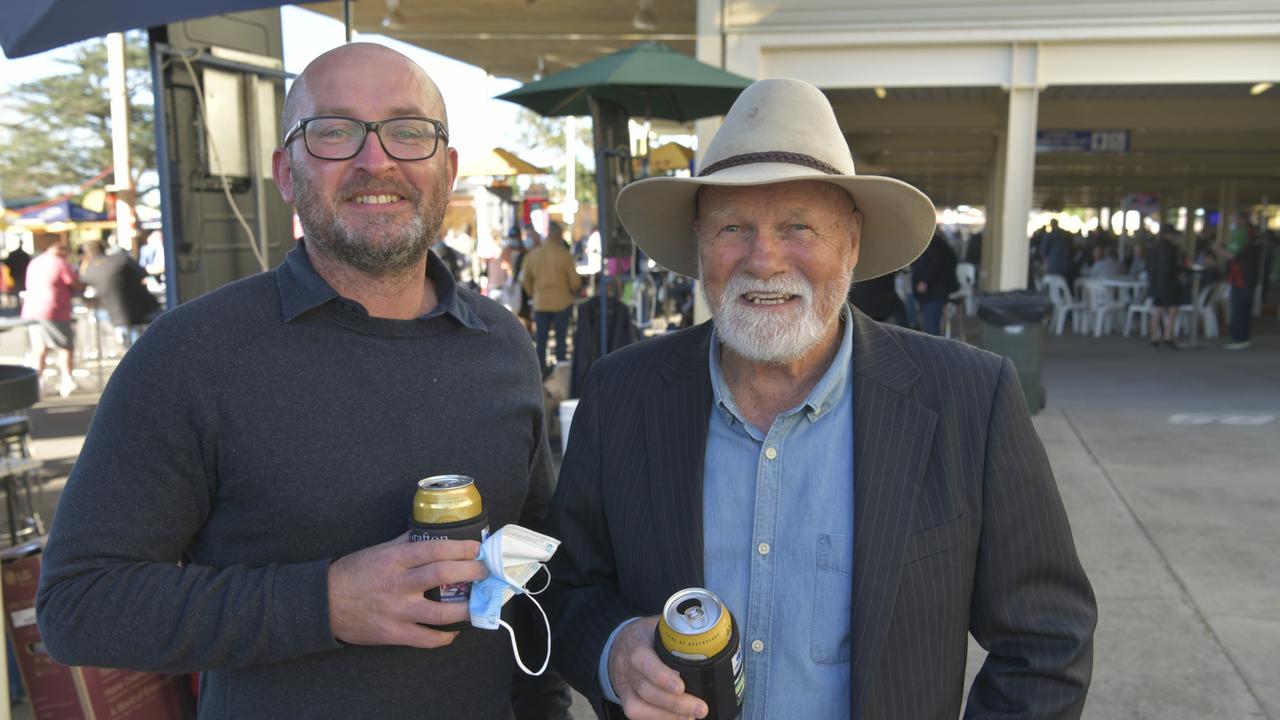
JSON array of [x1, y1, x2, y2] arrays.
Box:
[[976, 291, 1054, 414]]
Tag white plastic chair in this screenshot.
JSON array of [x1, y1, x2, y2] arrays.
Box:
[[1044, 274, 1084, 335], [1124, 297, 1154, 337], [953, 262, 977, 316], [1082, 280, 1126, 337], [1176, 282, 1224, 339]]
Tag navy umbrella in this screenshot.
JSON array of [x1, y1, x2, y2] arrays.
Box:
[[0, 0, 306, 58]]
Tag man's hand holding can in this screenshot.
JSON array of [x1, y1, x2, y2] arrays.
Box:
[[608, 616, 709, 720], [327, 533, 486, 648]]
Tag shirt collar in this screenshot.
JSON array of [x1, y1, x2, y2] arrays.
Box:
[[708, 304, 854, 427], [276, 239, 486, 331]]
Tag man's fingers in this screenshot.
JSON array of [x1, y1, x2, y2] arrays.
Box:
[[393, 623, 462, 650], [618, 684, 705, 720], [628, 642, 683, 694], [404, 559, 487, 591], [629, 679, 707, 719], [408, 596, 472, 627], [609, 616, 708, 720], [395, 539, 482, 566], [625, 657, 708, 720]]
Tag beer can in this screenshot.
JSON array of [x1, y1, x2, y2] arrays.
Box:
[[654, 588, 744, 720], [409, 475, 489, 630]]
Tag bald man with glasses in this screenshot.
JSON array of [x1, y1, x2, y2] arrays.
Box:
[[36, 43, 562, 719]]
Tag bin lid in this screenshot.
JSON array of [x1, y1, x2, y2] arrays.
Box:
[[977, 291, 1054, 325]]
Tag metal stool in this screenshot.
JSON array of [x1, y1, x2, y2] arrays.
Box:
[[1, 417, 43, 544], [0, 366, 43, 546]]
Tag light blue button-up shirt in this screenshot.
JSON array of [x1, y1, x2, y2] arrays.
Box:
[[703, 307, 856, 720], [597, 309, 856, 716]]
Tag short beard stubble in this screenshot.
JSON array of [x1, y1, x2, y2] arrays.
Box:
[[291, 157, 449, 277]]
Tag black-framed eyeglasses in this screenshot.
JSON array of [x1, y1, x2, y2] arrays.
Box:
[[282, 115, 449, 161]]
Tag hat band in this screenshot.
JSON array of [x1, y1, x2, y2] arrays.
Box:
[[698, 151, 841, 178]]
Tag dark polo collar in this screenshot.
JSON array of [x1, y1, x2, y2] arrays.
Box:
[[276, 239, 486, 331]]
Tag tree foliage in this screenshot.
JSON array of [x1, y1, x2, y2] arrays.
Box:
[[0, 32, 154, 201], [507, 108, 596, 206]]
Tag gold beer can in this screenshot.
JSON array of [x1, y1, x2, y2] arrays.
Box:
[[412, 474, 484, 529], [410, 475, 488, 630], [654, 588, 744, 719], [658, 588, 733, 659]]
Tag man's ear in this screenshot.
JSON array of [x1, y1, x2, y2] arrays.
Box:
[[272, 147, 295, 206], [445, 146, 460, 197]]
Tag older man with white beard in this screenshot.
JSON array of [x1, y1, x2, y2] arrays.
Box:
[[544, 78, 1096, 720], [37, 43, 565, 719]]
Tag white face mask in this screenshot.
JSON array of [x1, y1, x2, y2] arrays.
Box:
[[468, 525, 560, 675]]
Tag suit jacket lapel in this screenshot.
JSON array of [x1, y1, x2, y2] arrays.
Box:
[[644, 323, 715, 590], [846, 311, 938, 718]]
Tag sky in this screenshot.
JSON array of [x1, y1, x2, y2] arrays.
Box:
[[0, 5, 534, 189], [276, 6, 524, 165]]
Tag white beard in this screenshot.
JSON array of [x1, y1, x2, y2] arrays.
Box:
[[704, 267, 851, 364]]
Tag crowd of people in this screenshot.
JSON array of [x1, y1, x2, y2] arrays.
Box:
[[0, 233, 163, 396], [436, 220, 597, 375], [1030, 213, 1275, 349]]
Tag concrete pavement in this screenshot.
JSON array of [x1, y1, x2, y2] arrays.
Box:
[[4, 316, 1278, 719], [1029, 324, 1279, 719]]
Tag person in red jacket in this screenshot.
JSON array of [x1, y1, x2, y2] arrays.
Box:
[[22, 240, 83, 397]]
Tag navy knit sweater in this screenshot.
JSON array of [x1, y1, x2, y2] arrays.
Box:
[[36, 244, 554, 719]]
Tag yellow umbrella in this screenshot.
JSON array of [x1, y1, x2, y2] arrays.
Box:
[[458, 147, 549, 178], [633, 142, 694, 175]]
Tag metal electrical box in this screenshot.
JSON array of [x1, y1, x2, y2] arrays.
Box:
[[149, 9, 293, 307]]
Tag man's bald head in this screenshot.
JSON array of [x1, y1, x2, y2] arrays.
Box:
[[280, 43, 449, 144]]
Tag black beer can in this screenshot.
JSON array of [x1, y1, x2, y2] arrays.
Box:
[[654, 588, 745, 720], [409, 475, 489, 630]]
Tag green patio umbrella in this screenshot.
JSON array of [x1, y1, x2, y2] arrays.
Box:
[[498, 43, 752, 360], [496, 42, 753, 122]]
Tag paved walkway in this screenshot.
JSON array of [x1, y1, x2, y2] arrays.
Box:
[[1026, 323, 1279, 719], [4, 317, 1278, 719]]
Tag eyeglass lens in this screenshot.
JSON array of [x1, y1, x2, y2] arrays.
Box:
[[305, 118, 441, 160]]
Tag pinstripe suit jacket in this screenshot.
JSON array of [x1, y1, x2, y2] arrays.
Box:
[[545, 308, 1096, 719]]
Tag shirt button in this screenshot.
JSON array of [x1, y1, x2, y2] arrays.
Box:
[[757, 542, 770, 556], [764, 447, 778, 460], [751, 640, 765, 653]]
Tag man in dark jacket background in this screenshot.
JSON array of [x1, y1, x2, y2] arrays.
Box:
[[910, 228, 958, 335], [79, 240, 161, 348]]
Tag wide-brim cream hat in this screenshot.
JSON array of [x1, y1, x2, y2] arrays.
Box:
[[617, 78, 937, 280]]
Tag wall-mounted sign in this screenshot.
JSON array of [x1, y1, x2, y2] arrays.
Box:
[[1036, 130, 1130, 154]]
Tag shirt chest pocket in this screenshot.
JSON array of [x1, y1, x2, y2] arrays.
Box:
[[811, 532, 854, 664]]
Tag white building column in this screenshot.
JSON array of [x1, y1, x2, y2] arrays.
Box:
[[691, 0, 728, 324], [107, 33, 136, 252], [984, 120, 1008, 291], [694, 0, 728, 169], [994, 43, 1040, 290]]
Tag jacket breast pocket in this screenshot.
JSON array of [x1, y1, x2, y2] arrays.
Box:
[[811, 532, 854, 664], [903, 512, 967, 565]]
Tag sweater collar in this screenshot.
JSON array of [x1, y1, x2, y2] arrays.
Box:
[[276, 239, 485, 331]]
